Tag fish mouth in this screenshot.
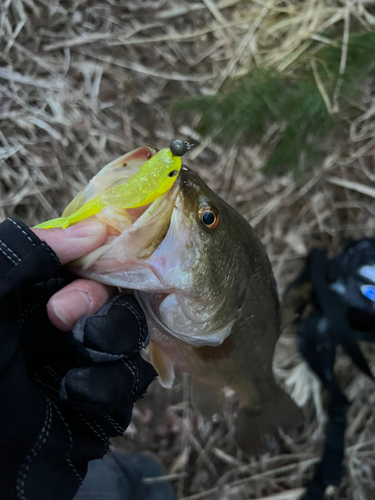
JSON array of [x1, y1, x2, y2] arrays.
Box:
[[73, 166, 234, 348], [72, 173, 182, 277]]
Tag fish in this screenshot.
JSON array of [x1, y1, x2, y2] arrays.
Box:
[[56, 146, 303, 454], [34, 143, 185, 230]]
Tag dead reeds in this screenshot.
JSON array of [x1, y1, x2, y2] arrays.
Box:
[[2, 1, 375, 498]]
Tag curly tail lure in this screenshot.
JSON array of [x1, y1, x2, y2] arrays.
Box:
[[34, 140, 191, 230]]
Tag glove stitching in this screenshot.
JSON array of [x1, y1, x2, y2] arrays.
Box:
[[77, 411, 109, 451], [49, 400, 83, 483], [35, 377, 60, 394], [34, 366, 61, 394], [16, 397, 52, 500], [7, 218, 60, 267], [40, 241, 60, 266], [35, 367, 111, 453], [0, 245, 19, 266], [19, 302, 42, 328], [131, 358, 139, 398], [104, 413, 125, 434], [114, 301, 148, 350], [37, 366, 62, 382], [8, 219, 36, 247], [122, 359, 138, 399], [0, 238, 21, 262]]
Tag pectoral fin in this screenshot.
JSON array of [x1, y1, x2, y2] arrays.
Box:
[[191, 379, 225, 419], [149, 341, 175, 389]]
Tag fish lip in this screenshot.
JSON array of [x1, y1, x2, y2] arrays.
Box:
[[178, 164, 192, 186]]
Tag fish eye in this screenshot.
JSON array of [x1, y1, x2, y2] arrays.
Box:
[[198, 206, 220, 229], [168, 170, 179, 177]]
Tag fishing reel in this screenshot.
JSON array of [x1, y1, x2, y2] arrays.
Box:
[[287, 238, 375, 500], [328, 238, 375, 333]]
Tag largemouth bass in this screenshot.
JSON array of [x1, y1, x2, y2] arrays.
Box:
[[60, 146, 302, 453]]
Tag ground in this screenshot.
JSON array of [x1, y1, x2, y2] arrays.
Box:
[[2, 1, 375, 498]]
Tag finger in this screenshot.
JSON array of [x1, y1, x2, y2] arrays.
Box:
[[60, 354, 157, 409], [47, 279, 115, 331], [32, 222, 107, 265]]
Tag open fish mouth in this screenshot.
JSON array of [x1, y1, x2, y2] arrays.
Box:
[[71, 176, 182, 284], [71, 170, 202, 344], [71, 166, 235, 349]]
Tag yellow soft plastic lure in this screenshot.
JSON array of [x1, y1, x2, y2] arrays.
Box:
[[35, 140, 190, 229]]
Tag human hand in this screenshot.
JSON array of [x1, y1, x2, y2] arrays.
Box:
[[32, 222, 114, 331], [0, 218, 156, 500]]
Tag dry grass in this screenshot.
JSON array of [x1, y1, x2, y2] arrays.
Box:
[[2, 0, 375, 498]]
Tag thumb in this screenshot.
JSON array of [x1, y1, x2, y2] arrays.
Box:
[[32, 222, 107, 265]]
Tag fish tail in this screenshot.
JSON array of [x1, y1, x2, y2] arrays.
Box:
[[34, 217, 70, 229], [235, 385, 303, 455]]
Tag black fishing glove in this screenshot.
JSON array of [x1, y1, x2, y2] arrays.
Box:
[[0, 218, 157, 500]]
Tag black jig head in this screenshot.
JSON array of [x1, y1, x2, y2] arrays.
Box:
[[170, 139, 193, 157]]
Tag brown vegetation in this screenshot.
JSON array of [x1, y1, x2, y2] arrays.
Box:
[[2, 1, 375, 498]]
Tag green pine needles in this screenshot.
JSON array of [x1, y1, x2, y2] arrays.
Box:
[[174, 30, 375, 175]]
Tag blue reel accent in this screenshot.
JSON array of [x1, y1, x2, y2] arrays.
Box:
[[361, 284, 375, 302]]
